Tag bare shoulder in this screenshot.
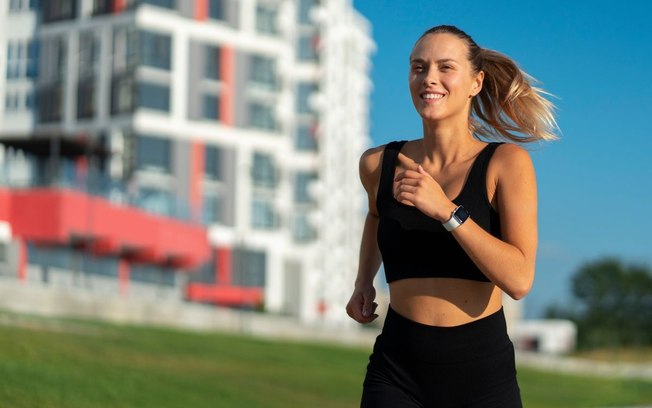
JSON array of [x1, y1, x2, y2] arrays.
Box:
[[490, 143, 535, 176], [359, 144, 386, 192]]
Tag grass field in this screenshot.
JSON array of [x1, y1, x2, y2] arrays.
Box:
[[0, 313, 651, 408]]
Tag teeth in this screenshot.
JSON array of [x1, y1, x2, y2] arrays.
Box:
[[422, 93, 444, 100]]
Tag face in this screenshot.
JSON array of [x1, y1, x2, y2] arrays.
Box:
[[409, 33, 484, 123]]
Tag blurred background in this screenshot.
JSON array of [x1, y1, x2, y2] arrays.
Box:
[[0, 0, 651, 406]]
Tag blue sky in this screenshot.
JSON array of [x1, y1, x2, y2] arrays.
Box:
[[353, 0, 652, 317]]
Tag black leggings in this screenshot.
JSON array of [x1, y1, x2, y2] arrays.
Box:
[[361, 306, 522, 408]]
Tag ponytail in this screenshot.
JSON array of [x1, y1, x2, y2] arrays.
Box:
[[417, 25, 559, 143], [473, 48, 558, 142]]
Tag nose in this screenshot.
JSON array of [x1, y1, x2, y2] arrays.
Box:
[[422, 66, 438, 86]]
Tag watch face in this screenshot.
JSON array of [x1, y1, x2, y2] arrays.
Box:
[[454, 206, 470, 223]]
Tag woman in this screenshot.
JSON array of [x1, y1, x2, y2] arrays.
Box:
[[346, 25, 557, 407]]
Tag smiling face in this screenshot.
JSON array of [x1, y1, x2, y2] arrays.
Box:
[[409, 33, 484, 124]]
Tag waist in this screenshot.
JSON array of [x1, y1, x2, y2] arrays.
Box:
[[389, 277, 502, 327]]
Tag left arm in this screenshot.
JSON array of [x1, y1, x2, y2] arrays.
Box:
[[394, 144, 537, 299]]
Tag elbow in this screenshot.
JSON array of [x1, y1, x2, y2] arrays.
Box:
[[505, 271, 534, 301]]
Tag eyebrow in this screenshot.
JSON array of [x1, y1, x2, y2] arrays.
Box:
[[409, 57, 459, 64]]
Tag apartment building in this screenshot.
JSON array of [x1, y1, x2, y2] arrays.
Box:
[[0, 0, 374, 324]]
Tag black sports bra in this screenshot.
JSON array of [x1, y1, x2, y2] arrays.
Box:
[[376, 140, 503, 283]]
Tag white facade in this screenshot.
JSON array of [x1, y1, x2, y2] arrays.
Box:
[[0, 0, 374, 325]]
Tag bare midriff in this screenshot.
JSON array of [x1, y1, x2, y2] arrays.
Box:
[[389, 277, 503, 327]]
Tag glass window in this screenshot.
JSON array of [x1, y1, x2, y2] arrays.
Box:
[[141, 0, 175, 9], [249, 55, 276, 90], [251, 196, 277, 229], [296, 83, 315, 114], [204, 145, 223, 180], [293, 213, 316, 242], [298, 34, 317, 61], [42, 0, 77, 23], [208, 0, 223, 20], [202, 190, 223, 224], [111, 74, 135, 114], [204, 45, 220, 80], [137, 82, 170, 112], [256, 4, 278, 35], [78, 32, 100, 78], [113, 26, 138, 72], [298, 0, 316, 24], [294, 172, 317, 203], [248, 102, 276, 131], [136, 187, 174, 218], [202, 94, 219, 121], [131, 263, 175, 286], [296, 123, 317, 151], [232, 248, 266, 287], [77, 78, 96, 119], [136, 135, 171, 172], [251, 152, 276, 188], [26, 40, 40, 78], [140, 31, 171, 70]]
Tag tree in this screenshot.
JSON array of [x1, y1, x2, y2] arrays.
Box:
[[546, 258, 652, 349]]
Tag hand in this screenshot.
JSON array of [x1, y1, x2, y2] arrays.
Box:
[[394, 165, 456, 222], [345, 284, 378, 324]]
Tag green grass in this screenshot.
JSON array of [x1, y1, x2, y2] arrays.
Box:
[[0, 314, 651, 408]]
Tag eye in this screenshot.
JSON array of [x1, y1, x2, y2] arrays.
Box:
[[411, 65, 423, 73], [440, 65, 453, 71]]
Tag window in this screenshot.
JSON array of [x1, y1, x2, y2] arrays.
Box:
[[204, 145, 223, 180], [249, 55, 276, 90], [296, 123, 317, 151], [232, 249, 266, 287], [6, 40, 39, 80], [204, 45, 220, 80], [37, 84, 64, 123], [248, 102, 276, 131], [296, 83, 316, 114], [202, 94, 219, 120], [140, 0, 175, 9], [202, 190, 223, 224], [251, 152, 276, 188], [77, 78, 96, 119], [208, 0, 223, 20], [136, 187, 174, 218], [293, 213, 316, 242], [294, 172, 317, 203], [92, 0, 111, 14], [251, 196, 277, 229], [298, 0, 317, 25], [113, 26, 138, 72], [136, 135, 171, 173], [140, 31, 171, 70], [137, 82, 170, 112], [256, 4, 278, 35], [79, 31, 100, 78], [42, 0, 77, 23], [131, 263, 175, 286], [298, 34, 318, 61], [4, 93, 20, 112], [111, 74, 135, 114]]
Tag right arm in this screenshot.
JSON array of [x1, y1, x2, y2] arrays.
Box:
[[346, 146, 384, 324]]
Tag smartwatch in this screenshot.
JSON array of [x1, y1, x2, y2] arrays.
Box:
[[442, 205, 470, 232]]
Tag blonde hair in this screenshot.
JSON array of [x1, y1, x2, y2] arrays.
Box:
[[417, 25, 559, 143]]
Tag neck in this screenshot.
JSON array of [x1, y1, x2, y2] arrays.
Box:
[[420, 119, 479, 168]]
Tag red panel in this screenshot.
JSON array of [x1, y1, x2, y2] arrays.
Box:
[[220, 46, 235, 126], [112, 0, 127, 13], [7, 188, 210, 269], [190, 141, 204, 222], [0, 188, 11, 222], [186, 284, 263, 306], [194, 0, 208, 20], [216, 247, 232, 284]]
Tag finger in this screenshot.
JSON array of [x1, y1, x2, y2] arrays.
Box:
[[395, 169, 422, 181], [362, 295, 374, 317]]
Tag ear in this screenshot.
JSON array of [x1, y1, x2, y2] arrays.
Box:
[[471, 70, 484, 97]]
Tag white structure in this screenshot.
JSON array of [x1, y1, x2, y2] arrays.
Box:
[[0, 0, 374, 325], [511, 319, 578, 354]]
